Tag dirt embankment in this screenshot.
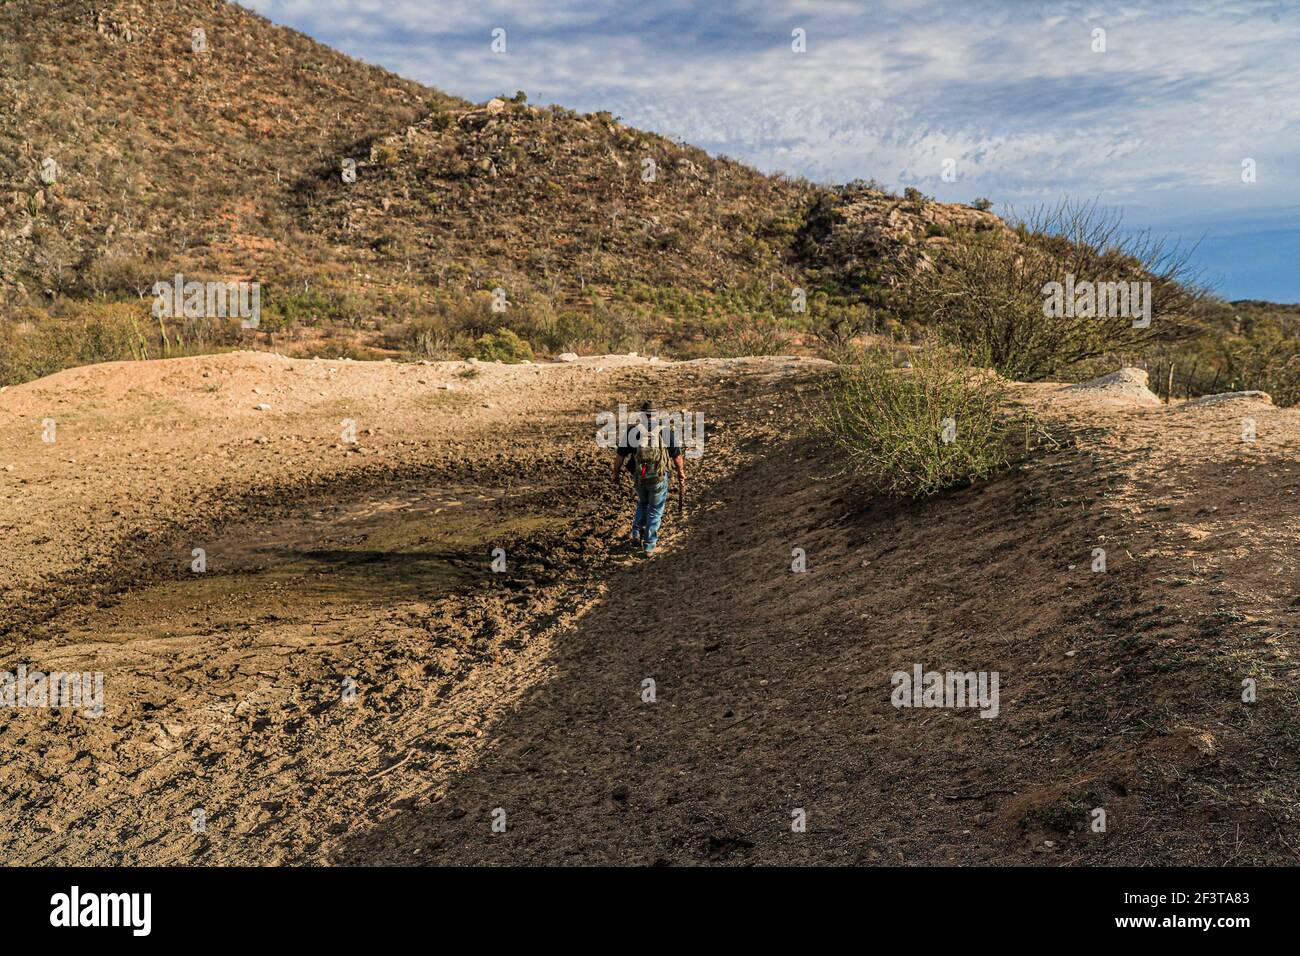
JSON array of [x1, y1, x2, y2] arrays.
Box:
[[1, 352, 1297, 865]]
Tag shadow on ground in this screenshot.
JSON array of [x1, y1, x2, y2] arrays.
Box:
[[332, 435, 1100, 865], [334, 421, 1300, 866]]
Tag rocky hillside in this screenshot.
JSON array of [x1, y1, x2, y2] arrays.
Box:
[[0, 0, 457, 296], [296, 95, 815, 310], [796, 186, 1010, 293], [9, 0, 1284, 405], [0, 0, 1013, 368]]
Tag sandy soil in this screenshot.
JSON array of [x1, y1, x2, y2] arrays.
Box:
[[1, 351, 1297, 865]]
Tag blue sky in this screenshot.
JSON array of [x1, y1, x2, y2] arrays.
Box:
[[247, 0, 1300, 302]]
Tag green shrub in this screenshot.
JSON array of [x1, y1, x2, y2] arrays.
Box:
[[819, 346, 1032, 498], [712, 318, 789, 357], [0, 301, 241, 385], [259, 286, 360, 331], [370, 138, 403, 167], [426, 110, 456, 131], [396, 316, 465, 359], [806, 301, 875, 353], [297, 340, 387, 361], [529, 307, 622, 355], [467, 327, 535, 363], [81, 253, 170, 299]]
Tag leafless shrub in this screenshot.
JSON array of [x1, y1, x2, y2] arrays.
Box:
[[903, 199, 1209, 380]]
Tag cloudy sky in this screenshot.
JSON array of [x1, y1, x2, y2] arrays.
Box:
[[247, 0, 1299, 301]]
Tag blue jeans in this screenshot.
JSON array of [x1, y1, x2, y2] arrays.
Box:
[[633, 477, 669, 552]]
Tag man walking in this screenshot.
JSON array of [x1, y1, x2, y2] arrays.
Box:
[[612, 400, 686, 556]]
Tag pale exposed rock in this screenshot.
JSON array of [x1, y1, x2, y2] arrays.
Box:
[[1063, 368, 1161, 406], [458, 98, 507, 131], [1180, 390, 1273, 408]]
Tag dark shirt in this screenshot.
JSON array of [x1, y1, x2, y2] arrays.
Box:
[[618, 422, 682, 475]]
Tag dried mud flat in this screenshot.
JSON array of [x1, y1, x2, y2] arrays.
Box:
[[1, 352, 1297, 866]]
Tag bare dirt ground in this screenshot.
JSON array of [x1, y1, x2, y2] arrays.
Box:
[[1, 352, 1297, 865]]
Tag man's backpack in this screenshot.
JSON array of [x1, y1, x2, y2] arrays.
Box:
[[632, 418, 670, 490]]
